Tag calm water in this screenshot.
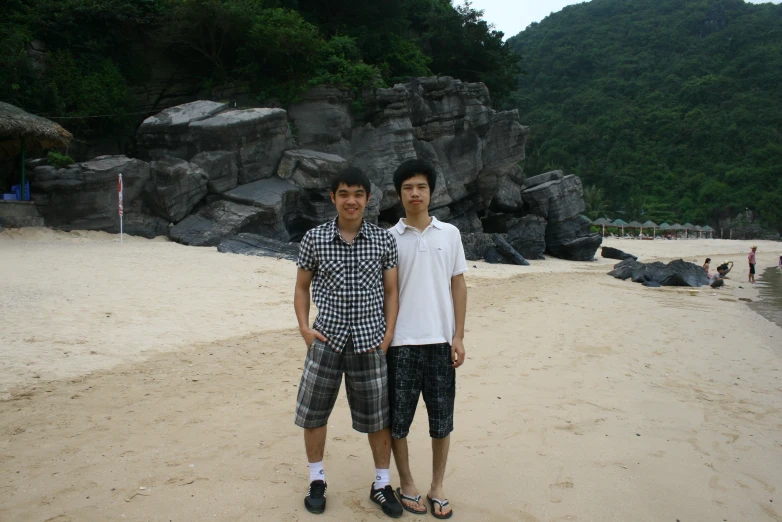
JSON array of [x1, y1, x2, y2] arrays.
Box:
[[750, 266, 782, 330]]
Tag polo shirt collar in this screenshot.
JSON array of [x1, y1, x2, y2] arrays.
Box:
[[395, 216, 443, 234]]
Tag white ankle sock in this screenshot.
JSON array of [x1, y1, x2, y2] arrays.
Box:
[[374, 468, 390, 489], [309, 461, 325, 483]]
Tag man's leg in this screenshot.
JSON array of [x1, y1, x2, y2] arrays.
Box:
[[294, 339, 343, 513], [422, 343, 456, 518], [391, 436, 427, 512], [388, 346, 427, 513], [344, 341, 402, 517], [429, 435, 451, 516], [368, 427, 392, 468], [304, 425, 328, 463]]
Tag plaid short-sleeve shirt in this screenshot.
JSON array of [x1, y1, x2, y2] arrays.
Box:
[[297, 218, 399, 353]]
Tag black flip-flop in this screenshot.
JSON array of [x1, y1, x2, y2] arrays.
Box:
[[395, 487, 427, 515], [427, 496, 453, 519]]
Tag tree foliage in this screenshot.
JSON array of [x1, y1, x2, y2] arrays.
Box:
[[507, 0, 782, 231], [1, 0, 518, 137]]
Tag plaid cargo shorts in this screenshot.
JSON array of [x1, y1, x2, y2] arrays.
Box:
[[387, 343, 455, 439], [295, 337, 389, 434]]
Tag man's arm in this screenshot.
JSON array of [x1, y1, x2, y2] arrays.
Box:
[[380, 266, 399, 353], [294, 268, 327, 347], [451, 273, 467, 368]]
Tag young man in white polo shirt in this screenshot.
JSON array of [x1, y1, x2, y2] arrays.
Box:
[[388, 159, 467, 519]]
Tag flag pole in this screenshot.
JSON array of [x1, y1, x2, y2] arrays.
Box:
[[118, 173, 124, 244]]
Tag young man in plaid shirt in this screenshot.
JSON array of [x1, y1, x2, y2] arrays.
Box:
[[388, 159, 468, 519], [293, 167, 403, 518]]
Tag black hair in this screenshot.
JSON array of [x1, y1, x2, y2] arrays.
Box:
[[392, 159, 437, 196], [330, 167, 371, 195], [717, 263, 729, 271], [705, 258, 711, 263]]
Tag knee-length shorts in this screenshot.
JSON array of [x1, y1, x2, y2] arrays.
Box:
[[387, 343, 455, 439], [295, 337, 389, 434]]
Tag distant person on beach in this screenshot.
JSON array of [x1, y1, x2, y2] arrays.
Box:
[[293, 167, 403, 517], [748, 245, 757, 283], [710, 261, 734, 288], [387, 159, 468, 519], [779, 255, 782, 270], [703, 258, 711, 273]]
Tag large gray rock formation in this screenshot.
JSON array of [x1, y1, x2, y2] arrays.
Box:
[[520, 173, 601, 261], [506, 215, 547, 260], [146, 158, 208, 223], [30, 155, 149, 231], [25, 76, 601, 264], [190, 151, 239, 194], [138, 103, 292, 185], [170, 200, 272, 247]]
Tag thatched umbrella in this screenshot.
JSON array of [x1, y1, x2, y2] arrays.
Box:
[[612, 218, 629, 236], [702, 225, 714, 238], [0, 102, 73, 200], [670, 223, 683, 239], [627, 220, 642, 238], [593, 217, 612, 236], [642, 220, 658, 237], [694, 225, 703, 239]]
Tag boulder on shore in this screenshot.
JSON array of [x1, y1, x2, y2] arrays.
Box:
[[608, 258, 710, 287], [601, 246, 638, 261]]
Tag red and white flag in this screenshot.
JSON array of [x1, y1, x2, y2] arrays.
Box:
[[118, 174, 124, 217]]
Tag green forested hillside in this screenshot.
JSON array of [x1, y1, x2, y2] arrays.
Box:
[[507, 0, 782, 231], [0, 0, 517, 136]]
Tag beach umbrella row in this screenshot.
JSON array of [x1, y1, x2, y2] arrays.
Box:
[[594, 219, 715, 239]]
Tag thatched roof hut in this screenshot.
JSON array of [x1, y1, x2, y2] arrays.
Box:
[[0, 102, 73, 159]]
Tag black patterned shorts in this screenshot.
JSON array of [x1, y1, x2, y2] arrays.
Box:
[[295, 337, 389, 434], [387, 344, 455, 439]]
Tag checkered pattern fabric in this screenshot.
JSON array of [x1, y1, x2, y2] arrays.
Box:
[[295, 337, 390, 433], [387, 343, 455, 439], [297, 218, 398, 353]]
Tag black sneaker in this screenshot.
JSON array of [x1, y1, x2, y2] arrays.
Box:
[[305, 480, 327, 514], [370, 483, 403, 518]]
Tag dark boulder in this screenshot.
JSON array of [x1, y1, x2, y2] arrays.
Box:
[[146, 158, 208, 223], [461, 233, 495, 261], [601, 246, 637, 261], [609, 258, 710, 287], [492, 234, 530, 266], [506, 215, 546, 260], [546, 215, 602, 261], [483, 247, 508, 264], [217, 233, 300, 260]]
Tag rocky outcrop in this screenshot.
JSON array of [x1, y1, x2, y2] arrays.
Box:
[[217, 233, 300, 260], [170, 200, 271, 247], [25, 77, 602, 264], [491, 234, 530, 266], [138, 102, 292, 185], [520, 173, 601, 261], [30, 155, 150, 231], [506, 215, 547, 260], [601, 246, 637, 261], [608, 258, 710, 287], [146, 158, 208, 223], [190, 151, 239, 194]]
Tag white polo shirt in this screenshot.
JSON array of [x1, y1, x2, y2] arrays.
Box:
[[390, 217, 468, 347]]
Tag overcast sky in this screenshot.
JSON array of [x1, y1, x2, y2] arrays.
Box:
[[467, 0, 782, 40]]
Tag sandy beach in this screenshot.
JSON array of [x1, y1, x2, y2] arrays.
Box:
[[1, 229, 781, 521]]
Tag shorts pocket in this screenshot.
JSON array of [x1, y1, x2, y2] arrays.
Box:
[[320, 260, 345, 291]]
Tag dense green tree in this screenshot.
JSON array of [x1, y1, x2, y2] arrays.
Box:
[[507, 0, 782, 231]]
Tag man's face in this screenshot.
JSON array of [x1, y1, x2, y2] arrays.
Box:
[[331, 183, 369, 223], [400, 174, 431, 214]]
